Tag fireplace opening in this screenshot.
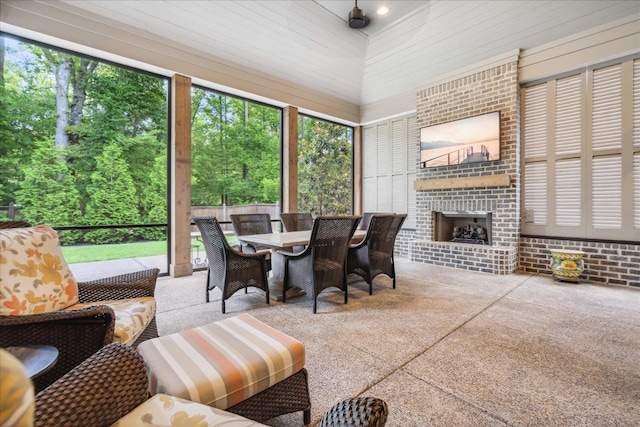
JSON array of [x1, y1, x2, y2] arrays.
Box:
[[432, 211, 492, 245]]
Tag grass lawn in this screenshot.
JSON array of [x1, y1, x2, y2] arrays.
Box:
[[62, 239, 205, 264]]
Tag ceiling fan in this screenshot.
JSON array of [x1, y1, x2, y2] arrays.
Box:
[[348, 0, 370, 29]]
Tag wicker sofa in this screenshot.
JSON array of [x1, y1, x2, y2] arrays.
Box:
[[0, 224, 159, 392]]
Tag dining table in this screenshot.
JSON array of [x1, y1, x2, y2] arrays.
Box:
[[239, 229, 366, 301]]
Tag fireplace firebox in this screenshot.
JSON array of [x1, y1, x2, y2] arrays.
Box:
[[433, 211, 492, 245]]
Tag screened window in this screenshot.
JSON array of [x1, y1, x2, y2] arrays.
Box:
[[521, 56, 640, 241], [297, 115, 353, 216], [1, 34, 170, 263], [190, 86, 281, 220]]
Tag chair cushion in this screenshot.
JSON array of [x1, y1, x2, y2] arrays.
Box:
[[68, 297, 156, 345], [112, 394, 267, 427], [0, 349, 35, 427], [0, 225, 79, 315], [137, 313, 306, 410]]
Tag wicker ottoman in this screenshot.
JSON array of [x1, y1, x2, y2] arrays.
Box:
[[137, 313, 311, 424]]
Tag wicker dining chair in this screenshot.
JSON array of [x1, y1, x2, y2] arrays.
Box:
[[230, 213, 273, 253], [347, 214, 407, 295], [193, 216, 270, 313], [280, 216, 360, 313], [280, 212, 314, 232]]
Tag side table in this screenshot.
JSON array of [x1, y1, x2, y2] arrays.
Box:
[[4, 345, 59, 379]]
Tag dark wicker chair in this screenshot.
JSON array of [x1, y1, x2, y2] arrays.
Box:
[[0, 219, 159, 392], [0, 268, 160, 393], [319, 397, 389, 427], [279, 216, 360, 313], [280, 212, 314, 232], [34, 342, 150, 427], [0, 220, 32, 229], [193, 216, 269, 313], [230, 213, 273, 253], [358, 212, 390, 231], [347, 214, 407, 295]]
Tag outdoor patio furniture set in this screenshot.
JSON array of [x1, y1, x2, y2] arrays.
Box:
[[0, 220, 391, 426]]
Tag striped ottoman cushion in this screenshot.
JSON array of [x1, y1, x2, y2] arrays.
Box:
[[137, 313, 305, 410]]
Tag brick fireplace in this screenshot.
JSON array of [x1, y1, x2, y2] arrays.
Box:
[[406, 59, 520, 274]]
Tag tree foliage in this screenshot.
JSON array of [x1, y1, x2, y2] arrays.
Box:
[[84, 143, 140, 243], [15, 140, 82, 243], [298, 117, 352, 216]]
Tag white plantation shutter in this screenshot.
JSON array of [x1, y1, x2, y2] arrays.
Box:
[[592, 64, 622, 151], [524, 84, 547, 158], [592, 156, 622, 229], [555, 159, 581, 226], [363, 177, 377, 212], [633, 152, 640, 230], [524, 162, 547, 224], [555, 75, 582, 156], [634, 60, 640, 149], [635, 153, 640, 230], [377, 176, 392, 212], [363, 126, 376, 178], [522, 56, 639, 241], [391, 119, 406, 174], [361, 114, 415, 227], [377, 123, 390, 176]]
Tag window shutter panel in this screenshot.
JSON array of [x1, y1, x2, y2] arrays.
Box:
[[377, 176, 392, 212], [555, 75, 582, 156], [524, 84, 547, 158], [363, 126, 376, 177], [592, 64, 622, 151], [391, 119, 406, 174], [555, 159, 581, 226], [363, 177, 377, 212], [634, 153, 640, 230], [407, 115, 418, 170], [634, 60, 640, 149], [377, 123, 390, 175], [524, 162, 547, 224], [592, 156, 622, 229]]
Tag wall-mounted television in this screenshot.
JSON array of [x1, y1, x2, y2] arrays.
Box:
[[420, 111, 500, 168]]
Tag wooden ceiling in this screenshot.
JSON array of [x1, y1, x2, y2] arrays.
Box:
[[5, 1, 639, 120]]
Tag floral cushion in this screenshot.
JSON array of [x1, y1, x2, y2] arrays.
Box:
[[112, 394, 267, 427], [68, 297, 156, 345], [0, 225, 79, 315], [0, 349, 35, 427]]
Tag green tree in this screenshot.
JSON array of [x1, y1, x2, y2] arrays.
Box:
[[298, 117, 352, 216], [84, 143, 140, 243], [191, 90, 280, 206], [0, 38, 56, 205], [140, 155, 168, 240], [15, 140, 82, 243]]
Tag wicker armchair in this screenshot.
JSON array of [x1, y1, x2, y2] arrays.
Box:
[[0, 220, 32, 229], [0, 268, 159, 393], [32, 342, 277, 427], [0, 223, 159, 392], [347, 214, 407, 295], [280, 212, 314, 232], [34, 343, 150, 426], [193, 216, 269, 313], [280, 216, 360, 313]]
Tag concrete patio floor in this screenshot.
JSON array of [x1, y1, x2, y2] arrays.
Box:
[[144, 257, 640, 426]]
